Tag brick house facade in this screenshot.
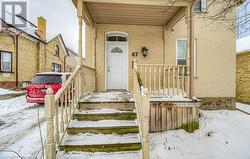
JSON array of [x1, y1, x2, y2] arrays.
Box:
[[0, 17, 70, 89]]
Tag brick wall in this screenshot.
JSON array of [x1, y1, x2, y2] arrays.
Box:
[[0, 33, 67, 89], [236, 52, 250, 104], [46, 38, 67, 72]]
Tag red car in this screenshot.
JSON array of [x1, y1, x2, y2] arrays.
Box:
[[26, 72, 71, 104]]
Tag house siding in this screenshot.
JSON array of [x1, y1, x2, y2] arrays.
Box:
[[236, 52, 250, 104]]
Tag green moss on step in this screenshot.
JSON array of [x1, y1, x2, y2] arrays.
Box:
[[60, 143, 142, 152], [67, 126, 139, 135], [73, 113, 137, 121], [177, 121, 199, 133]]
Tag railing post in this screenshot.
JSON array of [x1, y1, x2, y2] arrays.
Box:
[[45, 88, 56, 159], [142, 88, 150, 159]]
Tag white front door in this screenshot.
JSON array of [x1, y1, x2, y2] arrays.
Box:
[[106, 41, 128, 90]]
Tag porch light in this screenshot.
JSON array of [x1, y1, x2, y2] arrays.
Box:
[[142, 47, 148, 57]]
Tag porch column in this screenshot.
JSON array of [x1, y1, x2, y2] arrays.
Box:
[[77, 0, 83, 66], [186, 3, 195, 98], [163, 25, 167, 64]]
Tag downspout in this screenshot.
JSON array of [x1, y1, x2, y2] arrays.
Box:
[[15, 35, 19, 88]]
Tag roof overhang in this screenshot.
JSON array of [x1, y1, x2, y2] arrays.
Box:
[[72, 0, 189, 26]]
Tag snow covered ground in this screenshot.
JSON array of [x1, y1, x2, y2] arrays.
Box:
[[150, 110, 250, 159], [236, 102, 250, 114], [0, 95, 46, 158], [1, 95, 250, 159], [0, 88, 25, 95]]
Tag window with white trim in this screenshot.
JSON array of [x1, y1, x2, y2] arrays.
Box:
[[176, 38, 198, 78], [194, 0, 206, 12], [1, 51, 12, 72], [176, 39, 187, 65], [52, 63, 61, 72]]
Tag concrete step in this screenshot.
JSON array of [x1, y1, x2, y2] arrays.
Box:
[[60, 133, 141, 152], [79, 102, 135, 110], [73, 109, 137, 121], [67, 119, 139, 134], [57, 151, 142, 159]]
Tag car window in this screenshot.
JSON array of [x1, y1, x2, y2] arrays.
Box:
[[31, 75, 62, 84]]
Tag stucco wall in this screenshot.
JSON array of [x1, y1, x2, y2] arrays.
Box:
[[236, 52, 250, 104], [94, 24, 164, 91], [84, 8, 236, 99], [85, 24, 95, 68], [166, 15, 236, 98]]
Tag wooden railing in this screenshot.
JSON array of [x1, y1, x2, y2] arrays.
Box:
[[44, 65, 95, 159], [137, 64, 189, 97], [132, 60, 150, 159]]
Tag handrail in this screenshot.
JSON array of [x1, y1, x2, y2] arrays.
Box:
[[133, 60, 150, 159], [44, 65, 96, 159]]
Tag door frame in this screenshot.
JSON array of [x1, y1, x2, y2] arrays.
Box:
[[104, 31, 129, 91]]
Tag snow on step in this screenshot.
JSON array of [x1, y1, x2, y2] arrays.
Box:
[[75, 108, 135, 114], [69, 119, 138, 128], [62, 133, 140, 146], [57, 151, 142, 159]]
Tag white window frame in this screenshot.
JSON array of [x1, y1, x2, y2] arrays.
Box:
[[176, 38, 198, 78], [1, 51, 12, 72], [194, 0, 206, 13], [52, 63, 62, 72], [176, 38, 188, 66]]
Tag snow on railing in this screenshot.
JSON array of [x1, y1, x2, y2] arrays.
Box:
[[44, 65, 95, 159], [133, 60, 150, 159], [136, 64, 189, 97]]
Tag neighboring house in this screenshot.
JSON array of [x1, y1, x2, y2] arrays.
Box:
[[0, 17, 69, 89], [236, 0, 250, 104], [73, 0, 236, 109], [66, 48, 85, 72]]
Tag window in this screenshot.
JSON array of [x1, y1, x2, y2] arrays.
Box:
[[31, 75, 62, 84], [111, 47, 123, 53], [107, 36, 127, 42], [176, 39, 187, 65], [22, 81, 29, 88], [194, 0, 206, 12], [237, 1, 250, 39], [1, 51, 12, 72], [52, 63, 61, 72], [176, 38, 198, 78], [55, 45, 59, 57]]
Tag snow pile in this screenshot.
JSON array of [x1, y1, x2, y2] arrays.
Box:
[[150, 110, 250, 159], [236, 102, 250, 114], [82, 91, 133, 102], [0, 95, 45, 158], [0, 95, 35, 116], [0, 88, 25, 95]]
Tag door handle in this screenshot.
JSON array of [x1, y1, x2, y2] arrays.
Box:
[[107, 66, 110, 72]]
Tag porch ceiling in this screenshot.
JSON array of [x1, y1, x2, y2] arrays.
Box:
[[84, 2, 183, 26]]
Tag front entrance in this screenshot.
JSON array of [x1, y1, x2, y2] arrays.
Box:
[[106, 32, 128, 90]]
